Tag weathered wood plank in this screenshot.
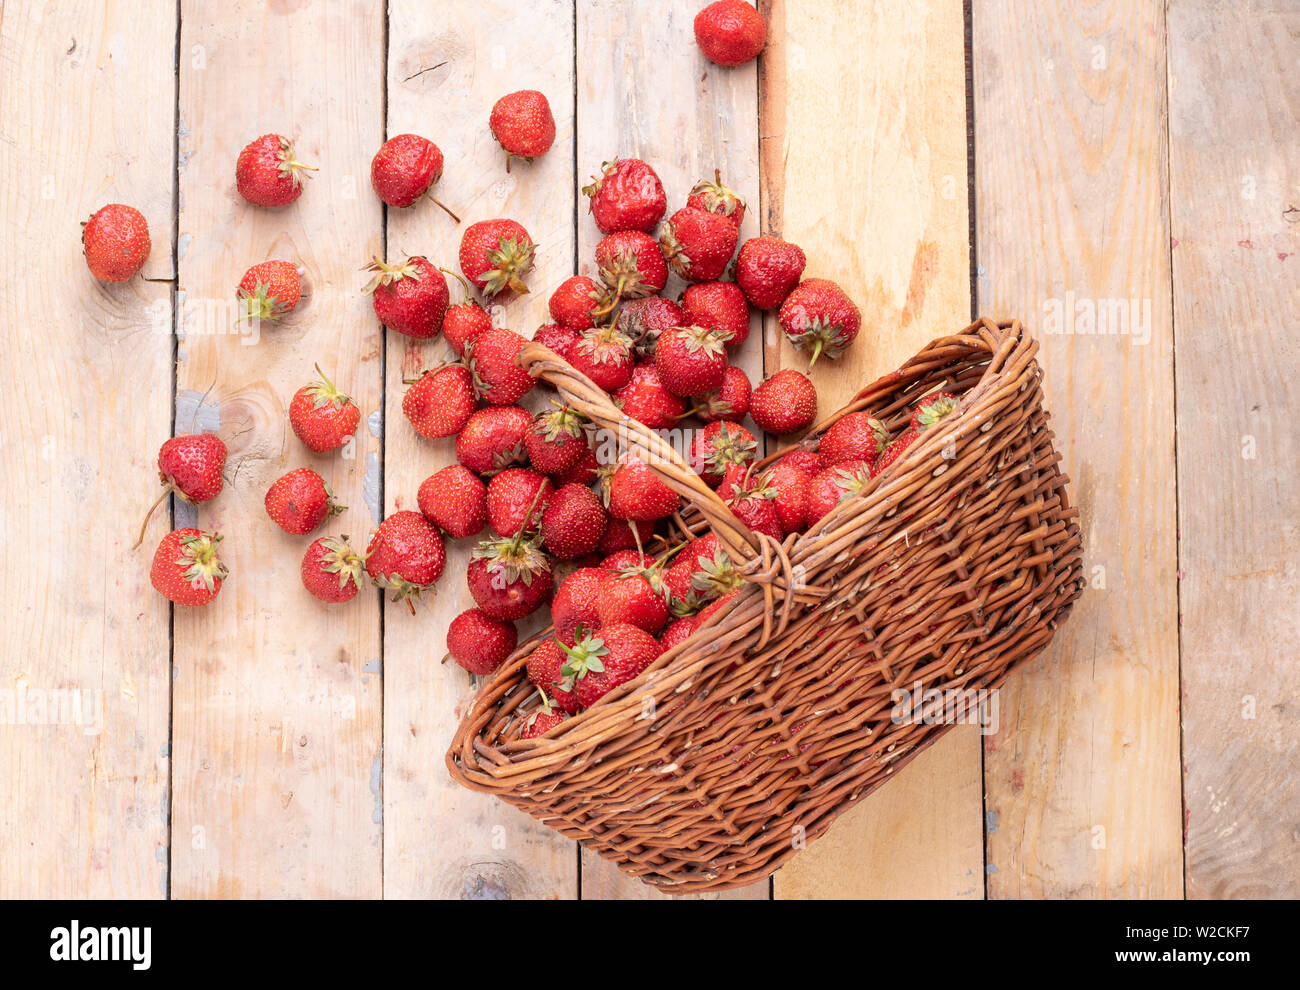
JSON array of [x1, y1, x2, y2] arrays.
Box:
[[0, 0, 177, 899], [170, 0, 385, 898], [973, 0, 1183, 896], [1168, 0, 1299, 899]]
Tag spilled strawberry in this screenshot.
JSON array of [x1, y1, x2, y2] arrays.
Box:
[[301, 535, 367, 603], [290, 365, 361, 453], [150, 528, 227, 606]]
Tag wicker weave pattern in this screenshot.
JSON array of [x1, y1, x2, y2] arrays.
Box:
[[447, 318, 1084, 893]]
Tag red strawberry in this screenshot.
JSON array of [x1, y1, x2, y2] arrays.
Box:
[[694, 0, 768, 66], [264, 468, 343, 535], [871, 428, 920, 477], [542, 484, 608, 559], [486, 468, 553, 536], [134, 433, 227, 548], [363, 255, 448, 339], [614, 296, 684, 359], [370, 133, 459, 220], [525, 406, 588, 475], [750, 369, 818, 435], [659, 616, 701, 650], [237, 260, 301, 322], [806, 460, 872, 527], [595, 229, 668, 302], [418, 465, 488, 539], [466, 327, 534, 405], [658, 207, 738, 282], [596, 568, 669, 635], [301, 535, 366, 603], [597, 517, 656, 555], [467, 532, 554, 620], [818, 411, 889, 468], [561, 624, 664, 708], [290, 365, 361, 453], [550, 567, 604, 645], [571, 325, 635, 391], [582, 158, 667, 234], [613, 363, 689, 429], [459, 218, 535, 297], [548, 275, 606, 331], [236, 134, 316, 207], [520, 692, 569, 737], [692, 365, 751, 423], [654, 324, 730, 397], [526, 638, 581, 713], [602, 456, 680, 521], [366, 510, 447, 611], [552, 444, 601, 488], [734, 236, 806, 310], [150, 528, 227, 606], [82, 203, 150, 282], [697, 587, 743, 624], [910, 391, 960, 431], [456, 405, 532, 475], [681, 280, 750, 347], [663, 534, 732, 603], [489, 90, 556, 170], [778, 278, 861, 366], [687, 170, 746, 228], [763, 461, 813, 535], [724, 477, 782, 541], [689, 420, 757, 487], [600, 549, 655, 571], [402, 364, 476, 439], [446, 608, 518, 676], [778, 448, 823, 475], [442, 269, 493, 355], [532, 323, 582, 361]]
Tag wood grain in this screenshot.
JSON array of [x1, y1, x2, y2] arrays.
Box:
[[381, 0, 579, 900], [763, 0, 980, 899], [0, 0, 177, 898], [1168, 0, 1299, 899], [973, 0, 1183, 896], [169, 0, 385, 898]]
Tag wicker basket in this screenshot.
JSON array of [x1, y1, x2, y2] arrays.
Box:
[[447, 317, 1084, 893]]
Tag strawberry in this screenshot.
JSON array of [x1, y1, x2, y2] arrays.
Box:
[[595, 230, 668, 303], [697, 587, 743, 624], [456, 405, 532, 475], [150, 528, 227, 606], [806, 460, 872, 527], [596, 568, 669, 635], [692, 365, 751, 423], [694, 0, 768, 66], [82, 203, 150, 281], [467, 531, 554, 620], [654, 324, 730, 397], [778, 278, 861, 366], [486, 468, 553, 536], [237, 260, 301, 322], [582, 158, 666, 234], [548, 275, 606, 331], [445, 608, 518, 676], [871, 428, 920, 477], [466, 327, 534, 405], [658, 207, 738, 282], [681, 280, 750, 347], [659, 616, 701, 651], [750, 369, 818, 435], [418, 465, 488, 539], [459, 219, 535, 297], [264, 468, 343, 535], [489, 90, 556, 170], [778, 448, 823, 475], [687, 170, 746, 228], [134, 433, 227, 548], [301, 535, 366, 603], [402, 364, 476, 439], [552, 443, 602, 489], [370, 133, 459, 220], [602, 456, 680, 521], [363, 255, 448, 339], [526, 638, 581, 713], [600, 549, 655, 571], [532, 323, 582, 361], [762, 461, 813, 535], [290, 365, 361, 453], [910, 391, 960, 432], [550, 567, 604, 645], [542, 484, 608, 559], [366, 510, 447, 610], [571, 325, 635, 391], [663, 534, 731, 603], [525, 405, 589, 475], [715, 461, 753, 501], [724, 477, 782, 541], [818, 411, 889, 468], [441, 269, 493, 355], [689, 420, 757, 487], [561, 624, 664, 708], [734, 235, 806, 310], [520, 692, 569, 737], [597, 517, 656, 555], [614, 296, 684, 360], [613, 363, 689, 429], [236, 134, 316, 207]]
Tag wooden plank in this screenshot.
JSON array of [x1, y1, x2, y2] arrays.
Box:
[[574, 0, 768, 902], [381, 0, 579, 900], [1168, 0, 1299, 899], [764, 0, 979, 899], [170, 0, 384, 898], [0, 0, 176, 899], [972, 0, 1183, 896]]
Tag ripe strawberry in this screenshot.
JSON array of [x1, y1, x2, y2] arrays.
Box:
[[613, 363, 689, 429], [542, 484, 608, 559], [370, 133, 459, 220], [441, 269, 493, 355], [265, 468, 343, 536], [694, 0, 767, 66], [467, 532, 554, 620], [526, 638, 580, 713], [237, 260, 301, 322], [724, 477, 782, 541], [290, 365, 361, 453], [457, 405, 532, 475], [561, 624, 664, 708], [600, 549, 655, 571], [734, 235, 806, 310], [533, 322, 582, 361], [806, 460, 872, 527], [681, 280, 750, 347], [655, 325, 730, 397], [363, 255, 448, 338], [418, 465, 488, 538], [571, 325, 635, 391], [596, 568, 669, 635], [525, 405, 588, 475], [595, 230, 668, 302], [550, 567, 604, 646], [236, 134, 316, 207], [489, 90, 556, 170], [659, 616, 701, 650], [402, 364, 476, 439], [910, 391, 960, 431], [692, 365, 751, 422], [445, 608, 518, 676], [150, 528, 227, 606], [697, 587, 743, 624], [366, 510, 447, 610], [871, 428, 920, 477], [602, 456, 680, 521], [750, 369, 818, 435], [687, 170, 746, 228], [663, 534, 736, 603], [762, 461, 813, 535], [520, 692, 569, 738], [548, 275, 606, 331], [466, 327, 533, 405], [818, 411, 889, 468], [614, 296, 685, 360], [658, 207, 738, 282], [582, 158, 666, 234], [552, 443, 602, 489], [597, 517, 656, 555], [486, 468, 553, 536], [301, 535, 367, 603], [134, 433, 227, 548], [689, 420, 757, 487], [778, 448, 823, 475], [82, 204, 150, 281], [778, 278, 861, 366], [459, 219, 535, 297]]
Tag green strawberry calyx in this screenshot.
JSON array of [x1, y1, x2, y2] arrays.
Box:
[[319, 535, 368, 591], [480, 235, 535, 297], [176, 531, 228, 593], [275, 136, 318, 187], [237, 280, 291, 322], [558, 627, 609, 682], [306, 364, 352, 411], [361, 255, 423, 295]]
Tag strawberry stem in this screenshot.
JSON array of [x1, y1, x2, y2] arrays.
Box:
[[426, 191, 461, 224], [439, 267, 474, 304], [133, 483, 177, 550]]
